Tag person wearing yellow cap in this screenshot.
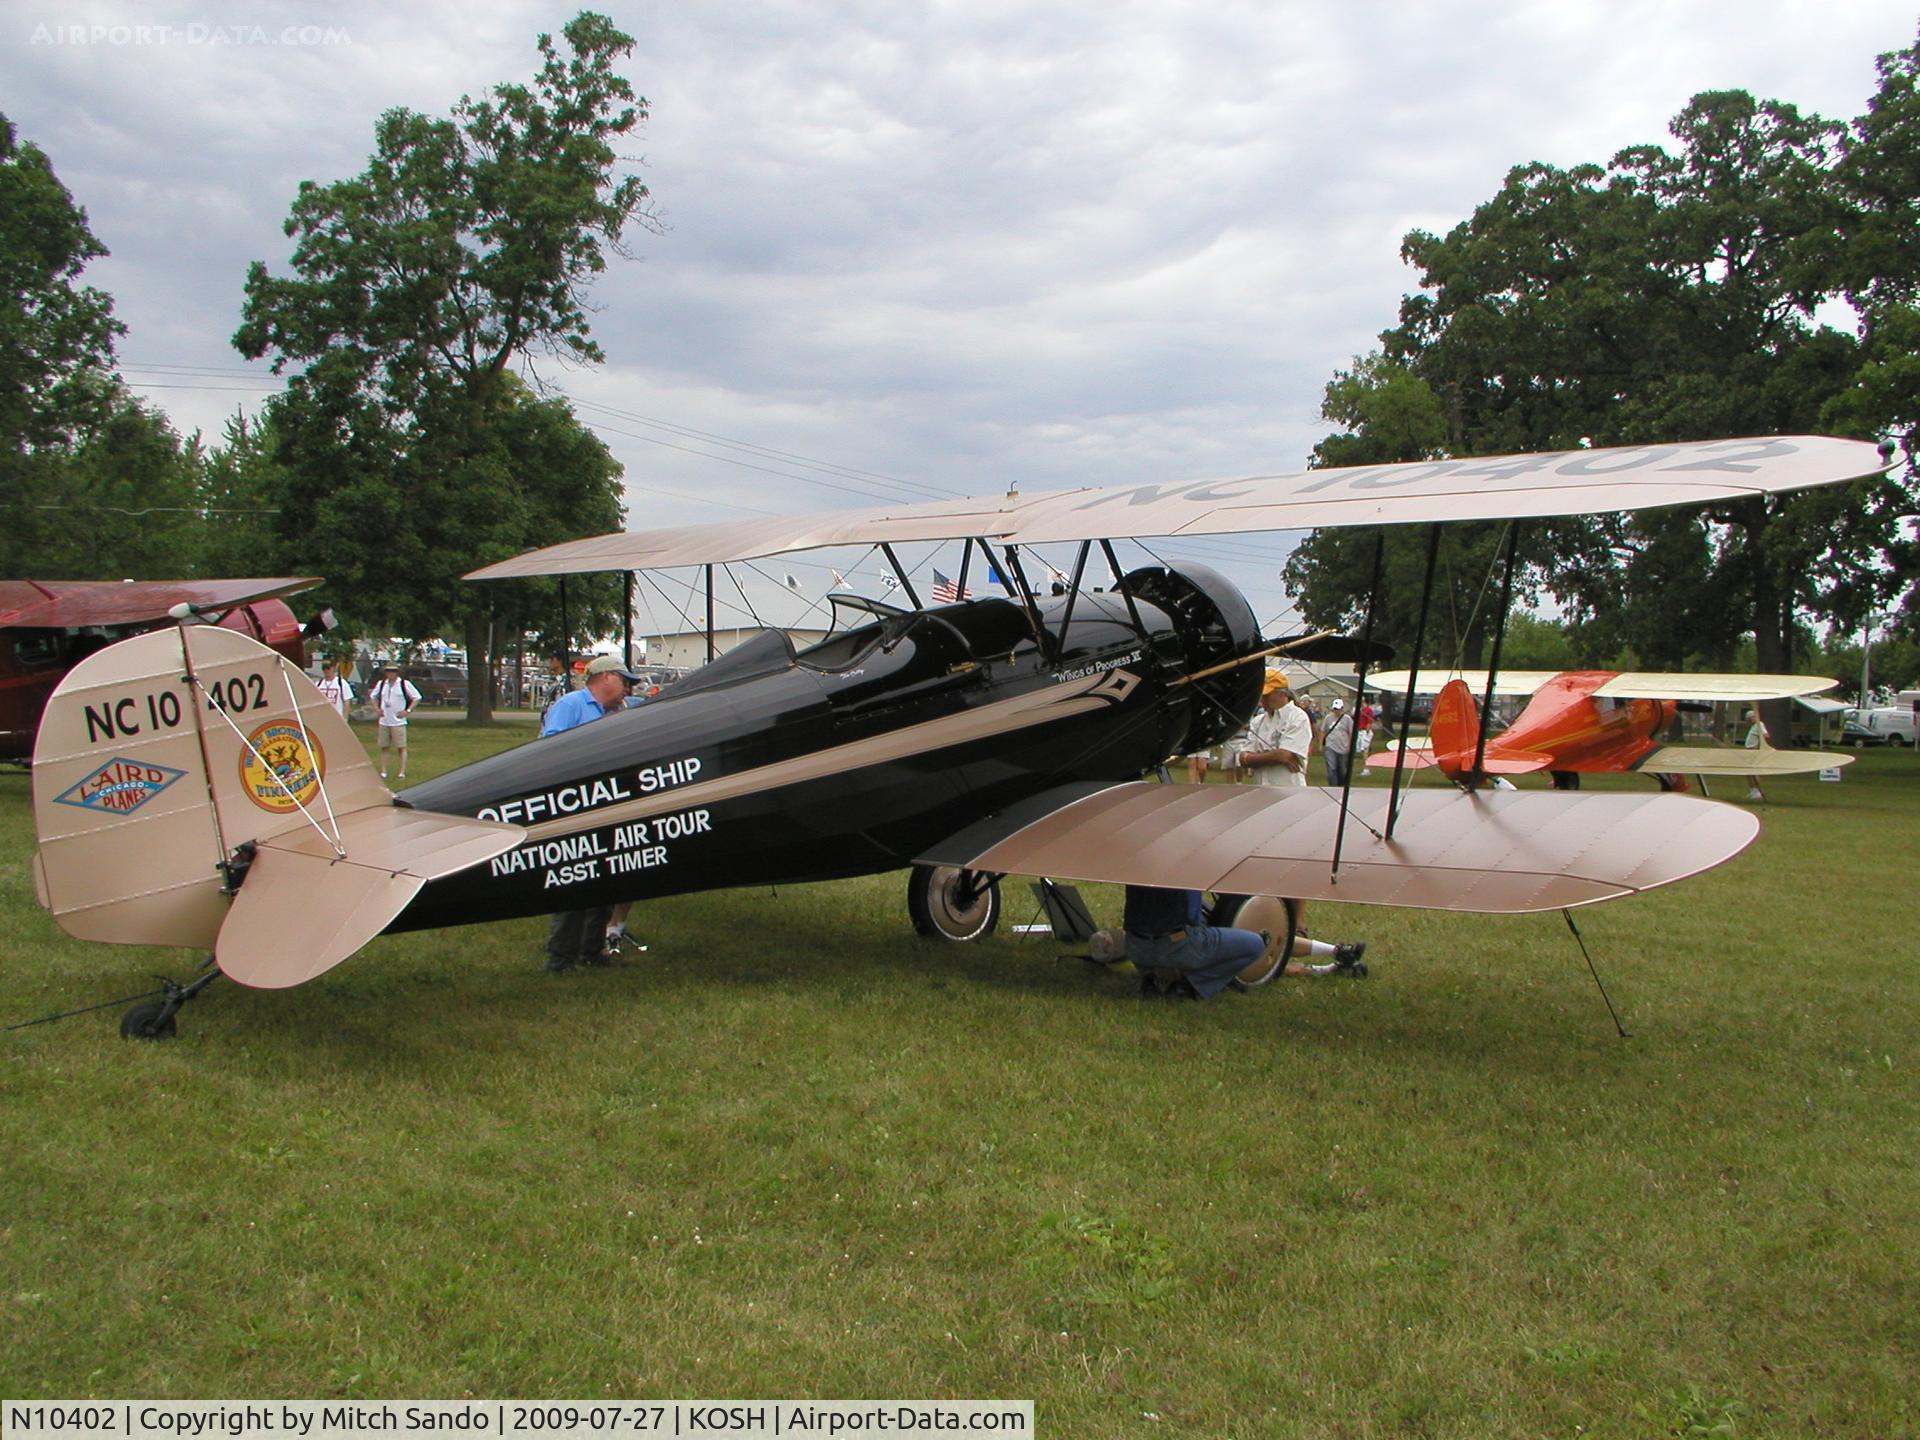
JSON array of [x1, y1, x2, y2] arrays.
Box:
[[1239, 672, 1311, 786]]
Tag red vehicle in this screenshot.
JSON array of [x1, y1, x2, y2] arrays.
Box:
[[1372, 669, 1853, 786], [1, 578, 326, 762]]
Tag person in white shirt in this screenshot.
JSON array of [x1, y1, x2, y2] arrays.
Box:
[[369, 662, 421, 780], [1239, 673, 1311, 786], [315, 658, 355, 721], [1320, 698, 1356, 787]]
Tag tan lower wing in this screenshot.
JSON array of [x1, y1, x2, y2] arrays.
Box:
[[1639, 745, 1855, 776], [218, 808, 523, 989], [926, 783, 1759, 913]]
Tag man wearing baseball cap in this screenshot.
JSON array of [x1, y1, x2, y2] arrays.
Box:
[[1238, 671, 1311, 787], [540, 654, 641, 737], [538, 653, 642, 972], [1320, 696, 1356, 788]]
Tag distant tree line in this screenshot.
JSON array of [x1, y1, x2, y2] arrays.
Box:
[[1286, 28, 1920, 718]]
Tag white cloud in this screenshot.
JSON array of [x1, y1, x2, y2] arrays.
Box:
[[4, 0, 1913, 625]]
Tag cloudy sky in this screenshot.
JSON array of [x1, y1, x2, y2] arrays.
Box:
[[6, 0, 1915, 634]]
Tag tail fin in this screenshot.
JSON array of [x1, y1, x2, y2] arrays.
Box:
[[1425, 678, 1551, 781], [32, 625, 520, 984]]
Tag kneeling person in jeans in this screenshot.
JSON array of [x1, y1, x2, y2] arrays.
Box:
[[1123, 885, 1266, 1000]]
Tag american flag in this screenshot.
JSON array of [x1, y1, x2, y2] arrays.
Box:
[[930, 568, 971, 603]]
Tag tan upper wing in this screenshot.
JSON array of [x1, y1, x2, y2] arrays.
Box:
[[920, 782, 1758, 913], [467, 436, 1887, 579]]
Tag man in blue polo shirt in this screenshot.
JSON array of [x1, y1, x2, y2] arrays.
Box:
[[541, 654, 641, 972]]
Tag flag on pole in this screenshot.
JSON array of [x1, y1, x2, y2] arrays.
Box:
[[784, 573, 802, 591], [930, 568, 971, 603], [831, 569, 848, 589], [986, 559, 1007, 587], [880, 575, 900, 591]]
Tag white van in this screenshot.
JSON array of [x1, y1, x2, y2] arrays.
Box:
[[1846, 706, 1919, 746]]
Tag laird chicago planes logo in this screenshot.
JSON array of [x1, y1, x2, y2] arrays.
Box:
[[54, 758, 186, 815], [239, 720, 326, 813]]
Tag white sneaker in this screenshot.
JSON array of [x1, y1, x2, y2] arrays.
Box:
[[1747, 788, 1764, 802]]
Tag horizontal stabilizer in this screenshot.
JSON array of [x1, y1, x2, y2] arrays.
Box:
[[1638, 744, 1855, 777], [1382, 739, 1550, 775], [919, 783, 1759, 914], [219, 807, 524, 989]]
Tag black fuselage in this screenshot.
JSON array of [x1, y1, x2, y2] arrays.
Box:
[[393, 567, 1261, 931]]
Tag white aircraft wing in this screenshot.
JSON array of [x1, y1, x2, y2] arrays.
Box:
[[1592, 673, 1838, 701], [1366, 670, 1840, 701], [1365, 670, 1564, 697], [467, 436, 1887, 579], [1636, 745, 1855, 777]]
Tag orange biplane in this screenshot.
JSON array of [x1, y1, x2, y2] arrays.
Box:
[[1370, 669, 1853, 788]]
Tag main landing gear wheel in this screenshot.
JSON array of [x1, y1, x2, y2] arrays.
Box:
[[1210, 894, 1299, 987], [907, 864, 1002, 942], [119, 1001, 178, 1041]]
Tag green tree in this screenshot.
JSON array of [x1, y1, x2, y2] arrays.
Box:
[[235, 12, 652, 718], [195, 413, 290, 578], [0, 112, 127, 575], [46, 393, 205, 578], [1294, 79, 1920, 741], [1832, 29, 1920, 633]]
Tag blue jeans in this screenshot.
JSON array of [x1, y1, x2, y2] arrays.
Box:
[[1325, 749, 1351, 788], [1127, 925, 1266, 999]]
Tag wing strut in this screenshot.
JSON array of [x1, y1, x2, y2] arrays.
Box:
[[1471, 520, 1524, 778], [1329, 531, 1388, 879], [1563, 908, 1631, 1038], [1053, 541, 1094, 653], [1387, 524, 1444, 839], [1100, 539, 1151, 644], [880, 543, 923, 609]]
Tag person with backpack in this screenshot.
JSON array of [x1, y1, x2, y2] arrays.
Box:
[[369, 662, 421, 780]]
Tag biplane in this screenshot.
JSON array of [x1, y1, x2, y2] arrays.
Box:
[[1, 577, 327, 763], [1366, 669, 1855, 788], [24, 436, 1892, 1036]]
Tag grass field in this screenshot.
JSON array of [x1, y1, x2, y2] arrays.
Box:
[[2, 725, 1916, 1437]]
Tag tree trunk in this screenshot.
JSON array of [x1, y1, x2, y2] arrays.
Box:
[[464, 611, 494, 724], [1747, 502, 1794, 748]]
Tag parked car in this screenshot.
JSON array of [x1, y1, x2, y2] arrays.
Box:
[[1841, 706, 1918, 746], [403, 662, 469, 708]]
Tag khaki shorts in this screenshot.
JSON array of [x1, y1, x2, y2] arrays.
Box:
[[377, 723, 408, 748]]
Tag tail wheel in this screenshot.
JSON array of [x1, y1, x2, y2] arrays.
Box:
[[907, 865, 1001, 942], [119, 1001, 178, 1041], [1210, 894, 1298, 986]]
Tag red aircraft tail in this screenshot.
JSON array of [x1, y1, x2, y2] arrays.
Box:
[[1425, 678, 1551, 782]]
